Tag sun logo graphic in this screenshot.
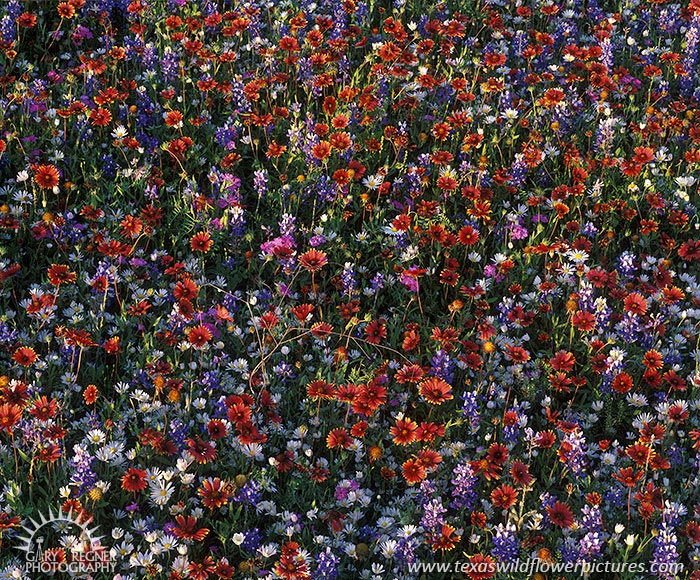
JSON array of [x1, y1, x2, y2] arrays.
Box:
[[14, 506, 114, 576]]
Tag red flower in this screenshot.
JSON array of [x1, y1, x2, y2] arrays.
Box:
[[417, 449, 442, 470], [395, 364, 424, 384], [686, 522, 700, 544], [402, 458, 427, 485], [33, 164, 60, 189], [12, 346, 37, 367], [187, 437, 217, 463], [415, 421, 445, 442], [612, 371, 633, 394], [173, 515, 209, 541], [465, 554, 496, 580], [311, 141, 331, 161], [89, 107, 112, 127], [121, 468, 148, 493], [491, 484, 518, 509], [188, 324, 212, 348], [626, 443, 655, 466], [206, 419, 227, 439], [632, 146, 655, 164], [273, 541, 310, 579], [458, 225, 480, 245], [103, 337, 120, 354], [326, 428, 352, 449], [419, 376, 453, 404], [428, 524, 461, 551], [57, 2, 76, 18], [47, 264, 77, 286], [486, 443, 509, 465], [28, 396, 57, 421], [198, 477, 231, 510], [187, 557, 216, 580], [190, 231, 213, 253], [390, 418, 417, 445], [363, 319, 386, 344], [550, 350, 576, 372], [164, 110, 184, 127], [623, 292, 648, 315], [572, 310, 596, 331], [306, 380, 335, 401], [334, 383, 358, 404], [298, 249, 328, 272], [612, 467, 644, 487], [642, 350, 663, 370], [546, 501, 575, 528], [83, 384, 98, 405], [510, 461, 533, 487], [504, 345, 530, 363], [0, 404, 22, 433], [678, 240, 700, 261]]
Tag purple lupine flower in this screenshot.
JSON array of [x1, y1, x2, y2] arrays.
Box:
[[460, 391, 480, 432], [313, 548, 340, 579], [254, 169, 268, 198], [340, 262, 357, 297], [492, 523, 519, 562], [560, 428, 588, 477], [430, 350, 454, 383], [69, 444, 97, 494], [451, 461, 478, 510], [420, 498, 447, 532]]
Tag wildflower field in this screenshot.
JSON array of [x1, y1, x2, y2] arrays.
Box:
[[1, 0, 700, 577]]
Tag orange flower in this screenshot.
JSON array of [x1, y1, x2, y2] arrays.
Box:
[[190, 231, 213, 253], [298, 249, 328, 272], [390, 417, 417, 445], [311, 141, 332, 161], [491, 484, 518, 509], [164, 110, 184, 127], [28, 396, 57, 421], [612, 371, 633, 393], [188, 324, 212, 348], [83, 384, 98, 405], [12, 346, 37, 367], [465, 554, 496, 580], [57, 2, 76, 18], [47, 264, 77, 286], [0, 403, 22, 433], [571, 310, 596, 331], [198, 477, 231, 510], [623, 292, 648, 315], [121, 467, 147, 493], [326, 428, 352, 449], [89, 107, 112, 127], [34, 164, 61, 189], [419, 377, 453, 404], [402, 458, 427, 485], [428, 524, 461, 551]]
